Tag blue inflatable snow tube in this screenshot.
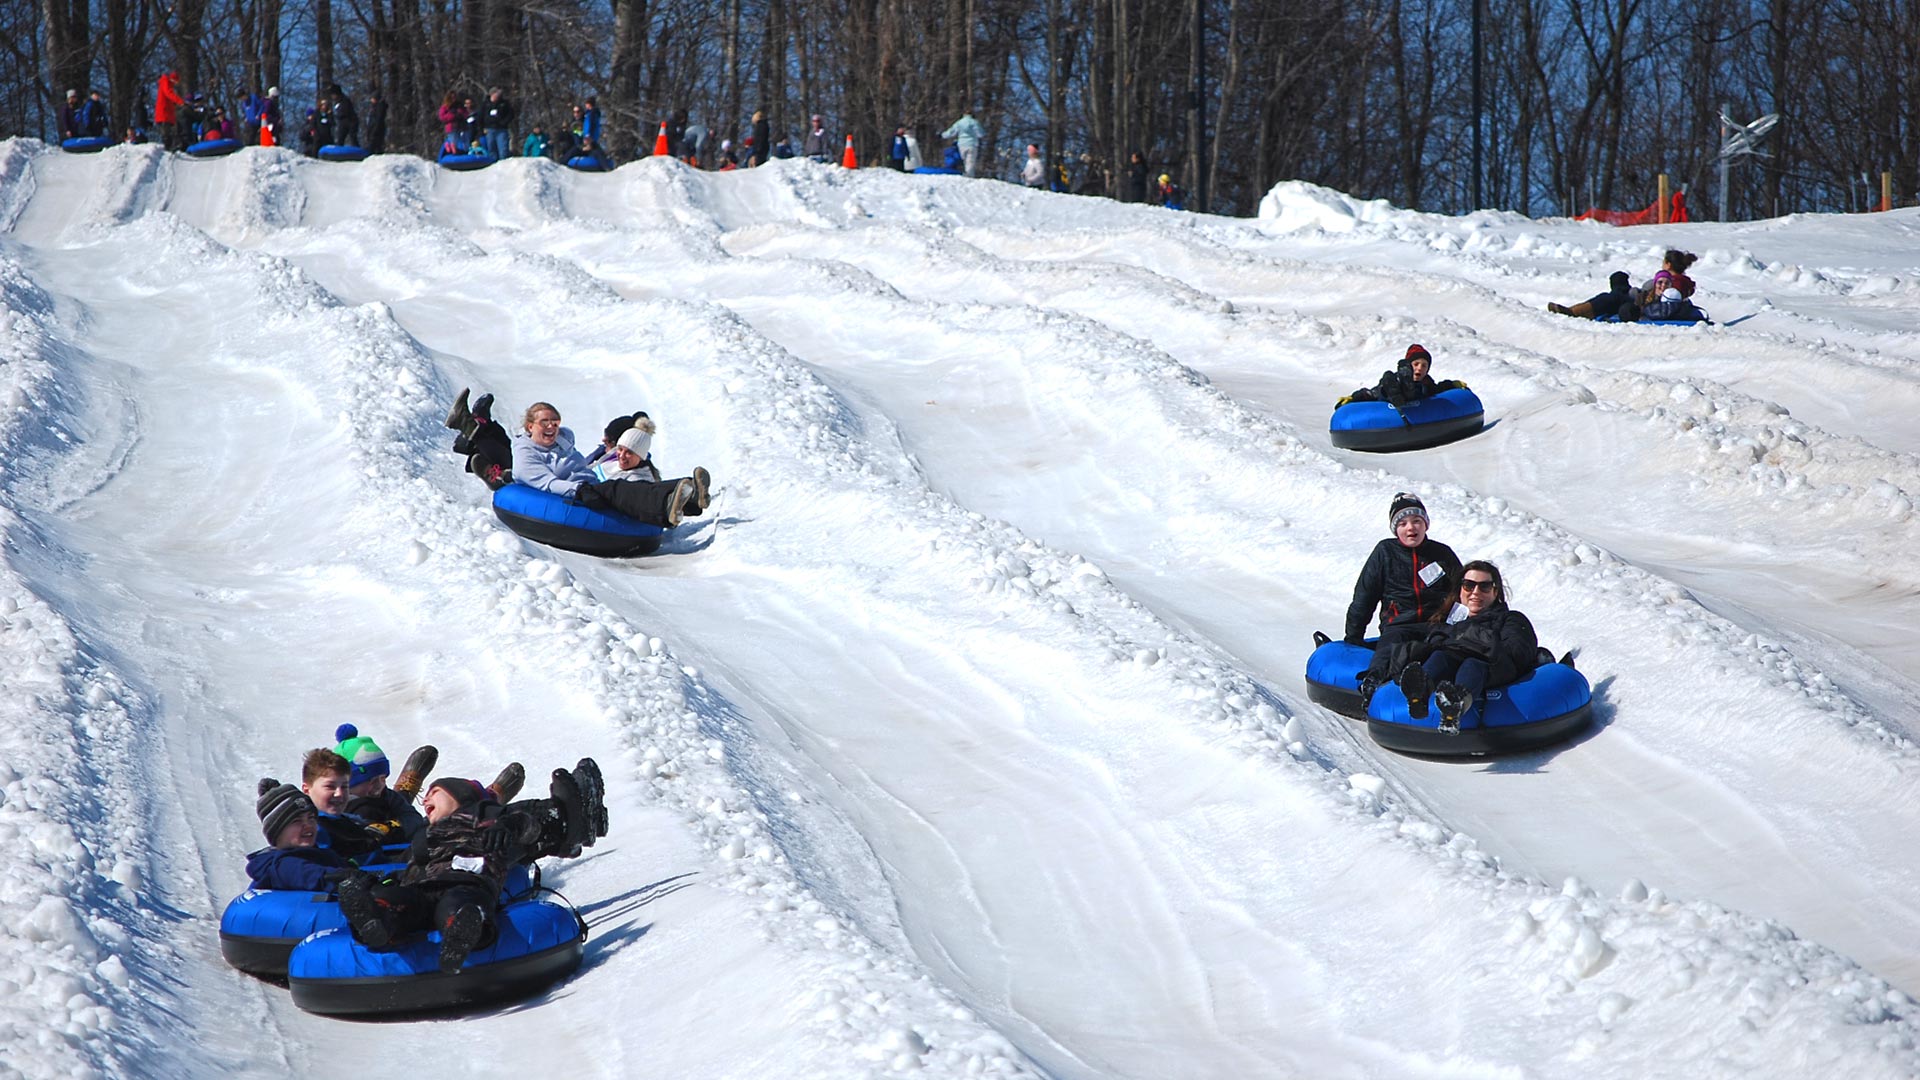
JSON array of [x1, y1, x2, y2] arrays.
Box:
[[61, 135, 115, 154], [1330, 386, 1484, 452], [318, 144, 369, 162], [219, 862, 537, 977], [912, 166, 962, 175], [1596, 310, 1711, 326], [1305, 637, 1593, 756], [185, 138, 243, 158], [439, 150, 494, 171], [220, 890, 350, 976], [287, 898, 586, 1016], [565, 155, 608, 171], [492, 483, 665, 557]]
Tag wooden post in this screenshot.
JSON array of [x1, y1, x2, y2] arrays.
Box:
[[1882, 171, 1893, 212], [1657, 173, 1670, 223]]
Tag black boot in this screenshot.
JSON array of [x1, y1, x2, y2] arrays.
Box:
[[1434, 681, 1473, 735], [438, 903, 486, 972], [471, 393, 493, 424], [572, 757, 609, 841], [1357, 672, 1383, 709], [445, 388, 471, 431], [1398, 662, 1431, 721], [548, 768, 589, 857], [335, 872, 393, 948]]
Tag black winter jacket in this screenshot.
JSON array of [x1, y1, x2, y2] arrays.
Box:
[[1345, 536, 1462, 643], [1423, 602, 1539, 686]]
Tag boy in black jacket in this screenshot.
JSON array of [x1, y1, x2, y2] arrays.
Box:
[[1344, 493, 1462, 700]]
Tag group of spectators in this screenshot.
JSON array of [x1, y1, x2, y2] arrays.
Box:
[[60, 78, 1194, 208]]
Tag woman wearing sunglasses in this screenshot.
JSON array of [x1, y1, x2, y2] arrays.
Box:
[[1394, 560, 1539, 734]]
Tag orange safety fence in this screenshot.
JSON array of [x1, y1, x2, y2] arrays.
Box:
[[1576, 190, 1690, 226]]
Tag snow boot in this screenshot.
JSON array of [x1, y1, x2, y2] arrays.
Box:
[[335, 872, 393, 948], [445, 388, 471, 431], [664, 480, 689, 527], [1434, 681, 1473, 735], [688, 467, 711, 516], [1398, 662, 1431, 721], [548, 768, 590, 858], [571, 757, 609, 842], [1357, 671, 1383, 709], [437, 903, 486, 973], [393, 745, 439, 801], [471, 393, 494, 424], [488, 762, 525, 804]]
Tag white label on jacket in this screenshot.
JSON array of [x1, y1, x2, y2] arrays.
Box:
[[1419, 562, 1445, 586], [1446, 603, 1470, 624], [452, 855, 485, 873]]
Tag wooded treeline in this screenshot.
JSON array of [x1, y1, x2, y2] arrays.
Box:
[[10, 0, 1919, 218]]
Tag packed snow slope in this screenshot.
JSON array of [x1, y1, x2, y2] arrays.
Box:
[[2, 139, 1917, 1079]]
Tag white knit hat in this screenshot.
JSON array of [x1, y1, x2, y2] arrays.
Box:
[[616, 418, 654, 458]]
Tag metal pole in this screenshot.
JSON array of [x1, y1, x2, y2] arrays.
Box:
[[1719, 102, 1730, 222]]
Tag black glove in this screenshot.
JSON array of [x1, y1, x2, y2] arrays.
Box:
[[478, 825, 515, 854]]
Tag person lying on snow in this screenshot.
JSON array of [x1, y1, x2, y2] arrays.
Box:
[[507, 400, 711, 528], [1345, 492, 1463, 701], [1550, 250, 1701, 322], [1338, 344, 1457, 409], [1377, 559, 1540, 735], [1547, 270, 1634, 320], [335, 761, 609, 972]]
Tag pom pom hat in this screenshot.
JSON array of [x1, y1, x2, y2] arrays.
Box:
[[1388, 492, 1428, 531], [257, 779, 316, 843], [616, 417, 655, 459], [332, 724, 390, 787]]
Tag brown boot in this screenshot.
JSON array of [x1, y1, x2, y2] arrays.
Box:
[[393, 745, 439, 801]]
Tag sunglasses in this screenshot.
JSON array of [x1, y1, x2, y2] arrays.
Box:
[[1459, 578, 1497, 593]]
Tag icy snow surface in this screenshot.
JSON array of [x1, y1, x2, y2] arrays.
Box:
[[1, 138, 1918, 1078]]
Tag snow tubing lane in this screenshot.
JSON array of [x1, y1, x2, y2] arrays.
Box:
[[1305, 638, 1594, 756], [287, 899, 585, 1016], [318, 144, 369, 162], [1330, 386, 1485, 452], [439, 151, 494, 171], [492, 483, 665, 557], [219, 861, 537, 977], [61, 136, 115, 153], [184, 138, 243, 157], [565, 156, 608, 171]]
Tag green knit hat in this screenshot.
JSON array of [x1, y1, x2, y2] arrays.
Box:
[[333, 724, 390, 787]]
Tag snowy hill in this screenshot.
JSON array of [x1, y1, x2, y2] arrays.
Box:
[[2, 138, 1917, 1079]]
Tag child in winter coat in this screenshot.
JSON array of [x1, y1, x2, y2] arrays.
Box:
[[246, 782, 354, 891], [1340, 344, 1444, 409], [335, 762, 608, 972], [1344, 493, 1464, 700]]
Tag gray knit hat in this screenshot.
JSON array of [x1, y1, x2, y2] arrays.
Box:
[[256, 778, 317, 844], [1389, 492, 1428, 531]]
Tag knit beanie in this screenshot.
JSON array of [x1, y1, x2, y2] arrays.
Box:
[[1400, 344, 1432, 373], [1609, 270, 1631, 293], [257, 778, 316, 844], [1388, 492, 1428, 531], [616, 416, 656, 458], [333, 724, 390, 787], [428, 776, 488, 808]]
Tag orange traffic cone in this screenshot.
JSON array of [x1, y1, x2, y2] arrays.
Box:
[[653, 121, 669, 157], [841, 134, 857, 168], [259, 123, 275, 148]]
